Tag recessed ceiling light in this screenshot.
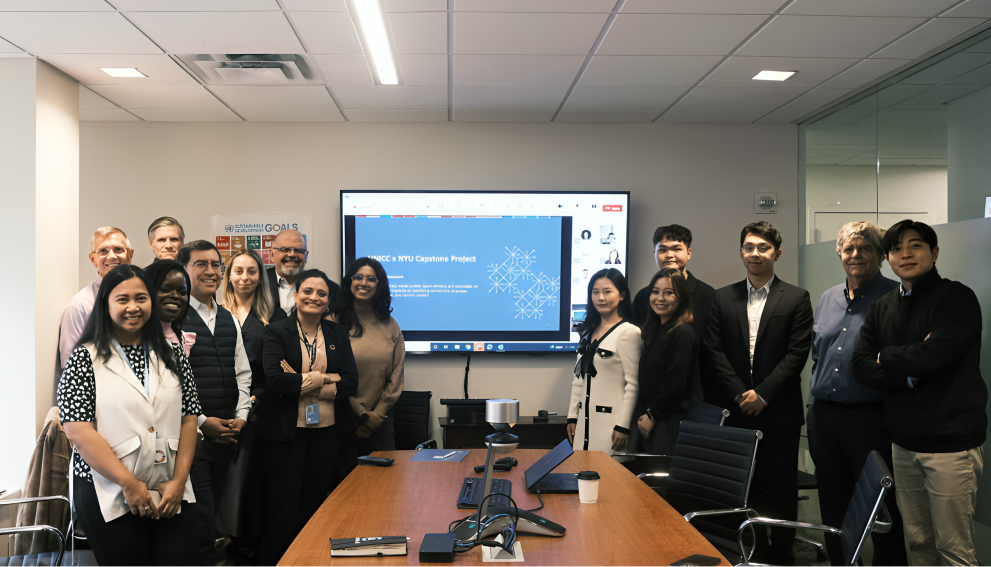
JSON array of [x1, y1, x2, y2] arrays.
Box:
[[352, 0, 398, 85], [752, 70, 795, 81], [100, 68, 146, 78]]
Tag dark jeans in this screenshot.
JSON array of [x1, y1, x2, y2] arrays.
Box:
[[260, 426, 338, 566], [74, 475, 198, 566], [190, 440, 234, 565], [749, 427, 800, 566], [808, 401, 907, 566]]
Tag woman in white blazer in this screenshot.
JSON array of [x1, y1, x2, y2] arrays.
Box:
[[568, 268, 641, 453], [58, 265, 201, 566]]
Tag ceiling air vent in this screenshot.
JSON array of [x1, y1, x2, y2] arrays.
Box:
[[178, 54, 323, 86]]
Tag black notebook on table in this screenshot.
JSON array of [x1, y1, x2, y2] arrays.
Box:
[[330, 536, 408, 557]]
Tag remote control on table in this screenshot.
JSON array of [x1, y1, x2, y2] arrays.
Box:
[[357, 456, 395, 467]]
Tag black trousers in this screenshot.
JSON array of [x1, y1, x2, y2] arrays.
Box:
[[190, 439, 234, 565], [260, 426, 338, 566], [74, 475, 198, 566], [749, 427, 800, 566], [807, 401, 907, 566]]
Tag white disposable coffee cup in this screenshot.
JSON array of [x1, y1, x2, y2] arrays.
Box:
[[577, 470, 600, 503]]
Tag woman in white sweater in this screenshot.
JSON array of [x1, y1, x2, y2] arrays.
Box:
[[568, 268, 641, 453]]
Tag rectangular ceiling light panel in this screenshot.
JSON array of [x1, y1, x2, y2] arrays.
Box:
[[101, 67, 147, 77], [353, 0, 399, 84], [753, 70, 795, 81]]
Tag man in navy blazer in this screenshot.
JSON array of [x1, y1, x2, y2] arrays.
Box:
[[704, 221, 814, 565]]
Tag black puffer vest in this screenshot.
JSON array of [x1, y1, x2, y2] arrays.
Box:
[[184, 303, 238, 419]]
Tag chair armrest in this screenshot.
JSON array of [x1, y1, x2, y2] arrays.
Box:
[[873, 501, 892, 534], [683, 507, 757, 522], [416, 440, 437, 450], [737, 518, 840, 564], [636, 472, 669, 479], [0, 524, 66, 566], [0, 495, 70, 508]]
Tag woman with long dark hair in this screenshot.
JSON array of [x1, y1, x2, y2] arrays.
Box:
[[144, 260, 195, 357], [632, 268, 702, 455], [57, 265, 200, 565], [567, 268, 641, 453], [257, 269, 358, 565], [331, 258, 405, 458]]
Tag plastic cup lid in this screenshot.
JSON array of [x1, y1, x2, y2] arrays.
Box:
[[577, 470, 600, 480]]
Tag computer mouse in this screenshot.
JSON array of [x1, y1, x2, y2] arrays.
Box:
[[496, 457, 518, 467]]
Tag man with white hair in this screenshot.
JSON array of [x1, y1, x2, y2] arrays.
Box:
[[57, 226, 135, 371], [807, 221, 904, 566], [147, 216, 185, 261]]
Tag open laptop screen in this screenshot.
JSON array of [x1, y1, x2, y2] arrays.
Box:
[[525, 439, 574, 489]]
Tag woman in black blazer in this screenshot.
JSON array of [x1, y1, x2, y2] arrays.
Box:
[[632, 268, 702, 455], [256, 269, 358, 566]]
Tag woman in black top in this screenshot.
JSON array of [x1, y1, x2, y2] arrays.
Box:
[[632, 268, 702, 455], [257, 269, 358, 565]]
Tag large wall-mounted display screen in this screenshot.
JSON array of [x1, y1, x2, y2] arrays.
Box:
[[341, 191, 630, 354]]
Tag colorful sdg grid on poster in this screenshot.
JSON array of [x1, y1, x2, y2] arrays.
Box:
[[216, 233, 303, 268]]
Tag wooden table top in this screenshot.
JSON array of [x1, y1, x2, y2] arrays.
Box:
[[279, 449, 730, 566]]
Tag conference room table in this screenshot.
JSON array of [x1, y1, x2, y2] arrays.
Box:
[[279, 449, 730, 566]]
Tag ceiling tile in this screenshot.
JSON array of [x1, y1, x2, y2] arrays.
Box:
[[756, 88, 852, 123], [455, 13, 608, 55], [737, 16, 926, 58], [288, 12, 361, 54], [890, 83, 984, 108], [879, 145, 947, 158], [579, 55, 721, 86], [129, 108, 241, 121], [38, 53, 198, 86], [836, 158, 877, 165], [0, 12, 162, 54], [397, 54, 447, 84], [819, 58, 910, 88], [452, 110, 553, 121], [875, 108, 947, 128], [900, 51, 991, 83], [943, 0, 991, 18], [332, 85, 447, 109], [282, 0, 347, 9], [387, 0, 447, 10], [805, 158, 845, 165], [455, 0, 615, 12], [79, 86, 117, 109], [878, 157, 938, 164], [872, 17, 986, 59], [453, 86, 568, 110], [87, 85, 225, 108], [210, 86, 344, 120], [806, 144, 877, 158], [598, 14, 766, 55], [113, 0, 280, 9], [127, 11, 304, 54], [564, 86, 684, 111], [805, 126, 839, 141], [965, 35, 991, 50], [658, 86, 807, 122], [555, 110, 658, 121], [783, 0, 958, 17], [622, 0, 787, 14], [896, 127, 946, 144], [876, 83, 932, 106], [702, 56, 857, 88], [80, 108, 141, 121], [947, 61, 991, 83], [0, 0, 112, 9], [810, 128, 877, 145], [389, 12, 447, 53], [808, 106, 876, 127], [345, 109, 448, 120], [0, 37, 22, 53], [314, 54, 373, 85], [454, 55, 584, 86]]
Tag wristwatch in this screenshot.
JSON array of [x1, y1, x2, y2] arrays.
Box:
[[359, 412, 370, 423]]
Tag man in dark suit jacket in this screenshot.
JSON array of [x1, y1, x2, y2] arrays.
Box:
[[704, 221, 813, 565], [266, 229, 339, 322]]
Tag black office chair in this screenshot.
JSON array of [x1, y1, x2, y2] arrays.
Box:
[[622, 401, 731, 483], [736, 450, 893, 566], [687, 399, 730, 426], [0, 496, 70, 566], [659, 420, 764, 563], [392, 390, 432, 450], [795, 468, 827, 561]]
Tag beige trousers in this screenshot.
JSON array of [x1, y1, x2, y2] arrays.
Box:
[[892, 443, 984, 566]]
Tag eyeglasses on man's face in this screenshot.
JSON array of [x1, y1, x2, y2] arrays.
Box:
[[352, 274, 378, 284], [192, 261, 223, 270], [95, 246, 128, 258], [273, 247, 308, 256], [741, 244, 774, 254]]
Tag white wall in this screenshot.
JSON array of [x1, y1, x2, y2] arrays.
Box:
[[948, 84, 991, 222], [80, 121, 797, 441]]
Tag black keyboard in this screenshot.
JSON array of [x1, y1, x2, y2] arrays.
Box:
[[457, 477, 512, 509]]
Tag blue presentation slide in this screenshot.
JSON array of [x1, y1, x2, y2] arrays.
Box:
[[354, 216, 563, 331]]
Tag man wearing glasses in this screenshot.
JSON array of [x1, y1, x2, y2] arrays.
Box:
[[265, 229, 339, 322], [703, 221, 813, 565], [178, 240, 252, 566]]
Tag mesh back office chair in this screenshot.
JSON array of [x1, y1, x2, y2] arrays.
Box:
[[0, 496, 69, 567], [664, 421, 763, 563], [392, 390, 432, 450], [736, 450, 893, 566]]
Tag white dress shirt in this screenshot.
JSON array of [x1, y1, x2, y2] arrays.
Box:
[[745, 275, 774, 405], [188, 295, 253, 425], [277, 275, 295, 315], [59, 275, 103, 370]]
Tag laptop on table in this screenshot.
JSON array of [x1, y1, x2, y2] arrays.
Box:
[[525, 439, 579, 493]]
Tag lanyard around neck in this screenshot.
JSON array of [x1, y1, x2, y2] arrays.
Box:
[[297, 320, 318, 369], [113, 339, 150, 398]]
